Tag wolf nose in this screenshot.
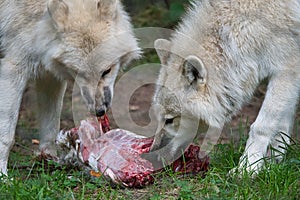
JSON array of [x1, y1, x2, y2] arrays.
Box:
[[96, 108, 106, 117]]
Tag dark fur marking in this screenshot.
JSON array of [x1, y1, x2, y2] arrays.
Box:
[[103, 86, 111, 107]]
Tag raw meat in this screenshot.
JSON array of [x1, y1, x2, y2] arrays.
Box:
[[56, 116, 209, 188]]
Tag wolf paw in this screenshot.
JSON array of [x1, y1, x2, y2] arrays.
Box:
[[0, 174, 14, 184], [228, 160, 261, 178]]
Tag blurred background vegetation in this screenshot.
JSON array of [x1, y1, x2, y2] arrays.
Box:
[[124, 0, 190, 28], [118, 0, 191, 68]]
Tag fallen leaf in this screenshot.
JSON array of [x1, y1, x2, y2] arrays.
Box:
[[32, 139, 40, 145], [90, 170, 102, 178]]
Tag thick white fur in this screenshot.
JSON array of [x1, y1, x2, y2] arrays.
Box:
[[0, 0, 140, 176], [153, 0, 300, 174]]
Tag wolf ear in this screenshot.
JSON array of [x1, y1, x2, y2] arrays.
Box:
[[183, 55, 207, 85], [96, 0, 118, 20], [154, 39, 172, 65], [47, 0, 69, 30]]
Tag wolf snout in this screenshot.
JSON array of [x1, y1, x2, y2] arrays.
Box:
[[95, 106, 106, 117]]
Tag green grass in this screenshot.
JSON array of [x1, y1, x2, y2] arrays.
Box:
[[1, 125, 299, 200]]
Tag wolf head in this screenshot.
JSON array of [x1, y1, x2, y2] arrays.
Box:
[[41, 0, 140, 116], [151, 36, 233, 151]]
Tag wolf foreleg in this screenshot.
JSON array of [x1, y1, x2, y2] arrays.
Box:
[[237, 70, 300, 174], [35, 74, 67, 157], [0, 59, 27, 175]]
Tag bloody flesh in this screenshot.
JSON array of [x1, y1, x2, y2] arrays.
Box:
[[57, 115, 209, 188]]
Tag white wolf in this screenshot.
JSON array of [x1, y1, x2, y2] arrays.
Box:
[[0, 0, 140, 176], [149, 0, 300, 174]]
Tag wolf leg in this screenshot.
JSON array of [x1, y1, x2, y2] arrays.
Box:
[[0, 59, 27, 175], [237, 71, 300, 174], [269, 130, 292, 163], [35, 74, 67, 157]]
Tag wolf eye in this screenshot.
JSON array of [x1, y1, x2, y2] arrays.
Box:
[[102, 68, 112, 77], [165, 118, 174, 125]]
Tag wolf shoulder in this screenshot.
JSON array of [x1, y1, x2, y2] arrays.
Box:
[[209, 0, 300, 72]]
